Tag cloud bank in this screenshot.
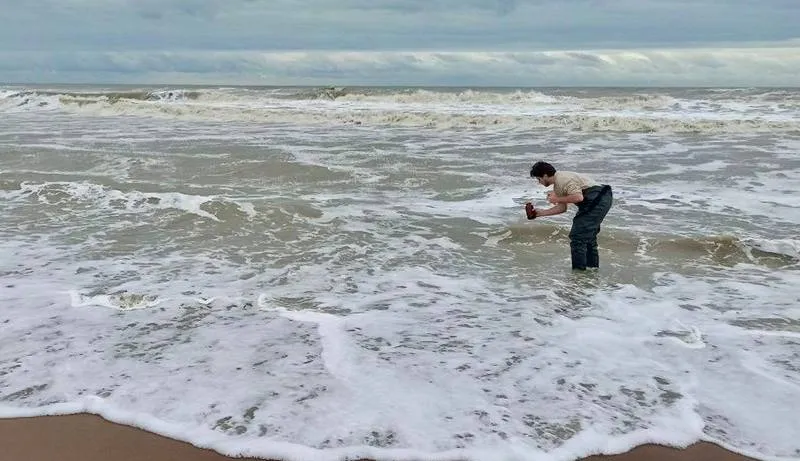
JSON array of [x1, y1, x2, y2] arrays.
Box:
[[1, 47, 798, 86], [0, 0, 798, 85]]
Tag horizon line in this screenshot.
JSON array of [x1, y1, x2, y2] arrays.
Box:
[[4, 82, 800, 89]]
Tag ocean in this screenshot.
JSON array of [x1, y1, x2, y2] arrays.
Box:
[[1, 85, 799, 461]]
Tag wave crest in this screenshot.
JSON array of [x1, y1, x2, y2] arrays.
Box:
[[499, 226, 799, 266], [3, 86, 799, 133]]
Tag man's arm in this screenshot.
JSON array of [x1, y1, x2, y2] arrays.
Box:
[[535, 202, 567, 217]]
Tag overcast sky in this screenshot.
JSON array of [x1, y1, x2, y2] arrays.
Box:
[[1, 0, 798, 86]]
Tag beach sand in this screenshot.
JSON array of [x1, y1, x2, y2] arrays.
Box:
[[0, 414, 756, 461]]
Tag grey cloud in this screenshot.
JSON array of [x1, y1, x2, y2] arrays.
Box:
[[564, 52, 609, 66], [127, 0, 231, 20], [1, 0, 798, 53], [338, 0, 520, 16], [2, 48, 798, 86]]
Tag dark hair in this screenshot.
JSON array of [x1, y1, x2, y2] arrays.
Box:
[[530, 161, 556, 178]]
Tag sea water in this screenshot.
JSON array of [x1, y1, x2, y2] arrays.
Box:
[[1, 85, 799, 461]]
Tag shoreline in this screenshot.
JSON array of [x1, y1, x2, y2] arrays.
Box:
[[0, 413, 757, 461]]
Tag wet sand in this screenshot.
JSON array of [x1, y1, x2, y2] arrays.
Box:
[[0, 414, 757, 461]]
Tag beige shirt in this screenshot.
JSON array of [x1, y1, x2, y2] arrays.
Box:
[[553, 171, 596, 196]]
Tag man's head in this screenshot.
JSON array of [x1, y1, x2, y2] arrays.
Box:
[[530, 161, 556, 186]]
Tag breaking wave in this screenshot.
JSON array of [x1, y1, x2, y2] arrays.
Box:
[[497, 225, 800, 266], [2, 86, 799, 133]]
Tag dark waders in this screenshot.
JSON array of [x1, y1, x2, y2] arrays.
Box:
[[569, 185, 613, 270]]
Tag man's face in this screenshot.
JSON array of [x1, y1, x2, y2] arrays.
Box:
[[535, 175, 551, 187]]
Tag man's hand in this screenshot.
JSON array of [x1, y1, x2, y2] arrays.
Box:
[[525, 202, 537, 220], [547, 191, 559, 204]]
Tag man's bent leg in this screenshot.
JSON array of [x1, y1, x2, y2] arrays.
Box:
[[571, 188, 612, 271], [569, 185, 614, 271], [569, 214, 594, 270], [570, 237, 589, 270], [588, 190, 613, 268], [586, 239, 599, 268]]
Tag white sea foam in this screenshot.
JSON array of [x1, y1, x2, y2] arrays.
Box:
[[615, 167, 800, 238], [2, 266, 799, 460], [2, 181, 257, 221], [68, 290, 163, 310], [0, 90, 61, 113], [744, 239, 800, 260]]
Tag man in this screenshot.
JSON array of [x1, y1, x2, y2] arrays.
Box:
[[525, 161, 613, 270]]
